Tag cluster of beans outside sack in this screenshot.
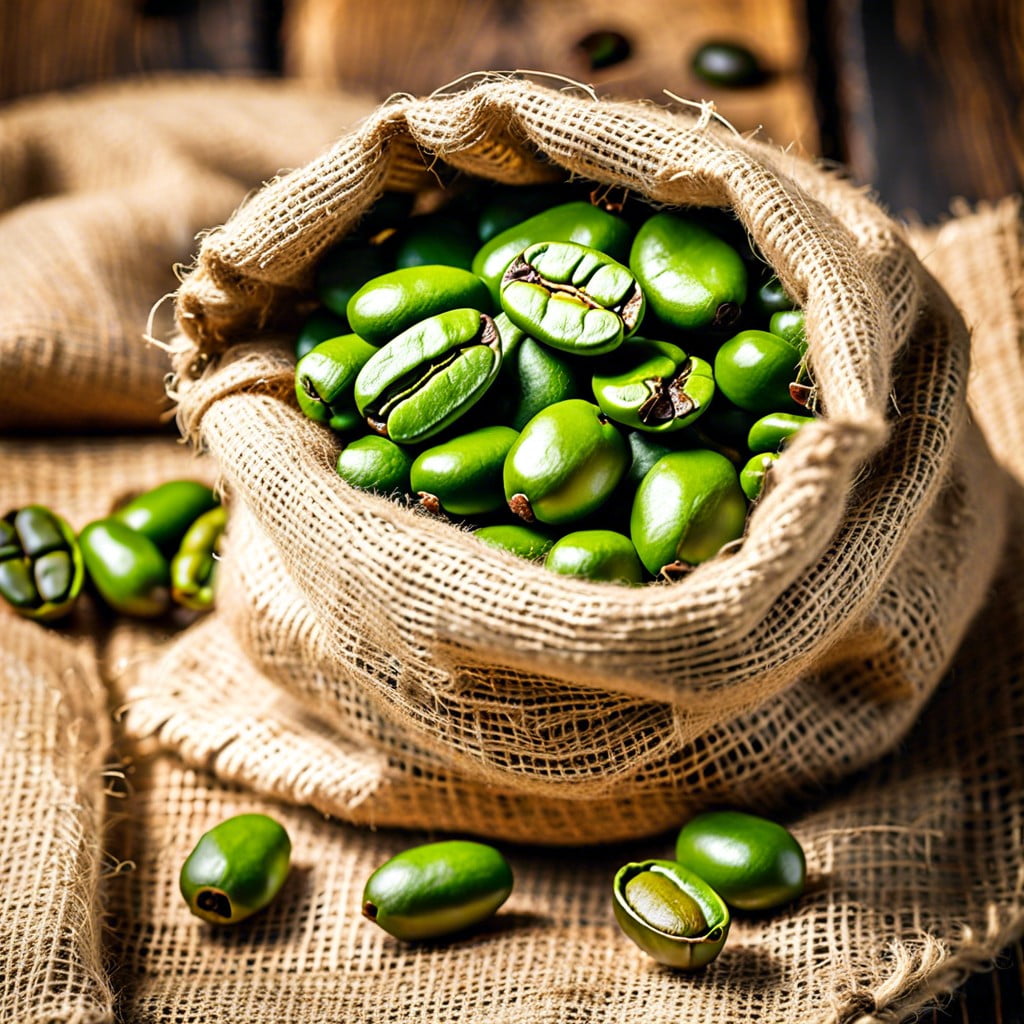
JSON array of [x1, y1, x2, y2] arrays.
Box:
[[0, 481, 224, 622], [293, 181, 816, 585]]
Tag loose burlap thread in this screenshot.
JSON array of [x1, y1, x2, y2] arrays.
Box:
[[133, 80, 1009, 842]]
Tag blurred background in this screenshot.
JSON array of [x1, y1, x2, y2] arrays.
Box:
[[2, 0, 1021, 219]]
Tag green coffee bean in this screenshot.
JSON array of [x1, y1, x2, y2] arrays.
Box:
[[476, 184, 574, 243], [13, 506, 64, 556], [347, 265, 492, 347], [170, 505, 227, 612], [504, 399, 628, 525], [630, 212, 747, 330], [501, 241, 644, 356], [630, 450, 747, 575], [624, 871, 707, 936], [295, 309, 347, 360], [354, 308, 503, 444], [740, 451, 778, 500], [112, 481, 218, 557], [316, 242, 393, 318], [495, 327, 578, 430], [0, 559, 35, 608], [336, 436, 414, 493], [690, 40, 764, 88], [768, 309, 806, 350], [624, 430, 680, 487], [411, 425, 519, 516], [613, 860, 730, 969], [714, 329, 804, 413], [577, 29, 632, 69], [79, 518, 171, 618], [33, 551, 73, 604], [0, 518, 17, 559], [472, 200, 632, 304], [598, 429, 693, 534], [395, 213, 477, 270], [474, 524, 554, 560], [755, 276, 794, 316], [0, 506, 84, 622], [295, 333, 380, 433], [592, 340, 714, 432], [180, 813, 291, 925], [362, 840, 513, 941], [675, 810, 806, 910], [747, 412, 814, 453], [544, 530, 643, 584]]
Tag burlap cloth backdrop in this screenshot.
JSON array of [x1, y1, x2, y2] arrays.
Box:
[[1, 77, 1022, 1023], [0, 74, 373, 430]]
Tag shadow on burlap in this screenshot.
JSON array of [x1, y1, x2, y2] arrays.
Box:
[[0, 78, 1022, 1024]]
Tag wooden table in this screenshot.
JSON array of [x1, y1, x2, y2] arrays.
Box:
[[2, 1, 1021, 1018]]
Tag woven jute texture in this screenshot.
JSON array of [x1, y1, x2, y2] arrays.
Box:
[[106, 505, 1024, 1022], [110, 197, 1024, 1022], [0, 74, 374, 432], [148, 80, 1009, 843], [0, 615, 112, 1024], [0, 435, 214, 1024], [0, 73, 1019, 1021], [4, 425, 1023, 1023]]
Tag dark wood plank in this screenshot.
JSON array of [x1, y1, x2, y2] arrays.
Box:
[[0, 0, 282, 102], [824, 0, 1024, 218], [927, 939, 1024, 1023]]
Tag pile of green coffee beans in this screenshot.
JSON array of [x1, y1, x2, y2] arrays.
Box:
[[294, 181, 815, 584], [0, 481, 225, 622]]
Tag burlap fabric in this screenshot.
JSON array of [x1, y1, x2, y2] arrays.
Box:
[[0, 615, 112, 1023], [4, 264, 1024, 1023], [138, 80, 1008, 844], [0, 75, 374, 431], [0, 435, 216, 1024], [2, 77, 1022, 1023]]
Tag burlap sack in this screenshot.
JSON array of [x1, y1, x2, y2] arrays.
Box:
[[105, 197, 1022, 1024], [0, 77, 1019, 1021], [0, 75, 374, 431], [139, 80, 1008, 843], [106, 499, 1024, 1023]]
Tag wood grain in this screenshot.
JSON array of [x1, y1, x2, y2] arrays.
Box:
[[282, 0, 819, 151], [0, 0, 276, 102], [829, 0, 1024, 216]]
